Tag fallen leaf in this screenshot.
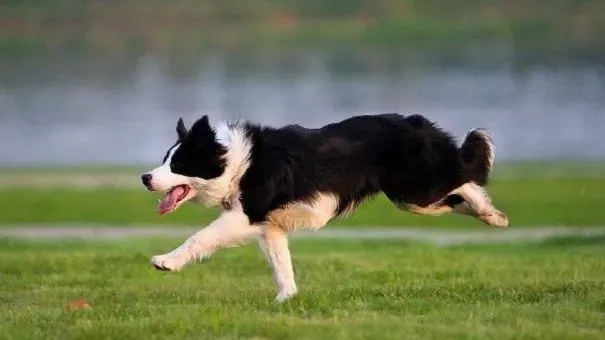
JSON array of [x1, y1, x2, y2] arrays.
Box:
[[66, 297, 91, 311]]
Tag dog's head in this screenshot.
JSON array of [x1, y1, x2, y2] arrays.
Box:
[[141, 115, 227, 214]]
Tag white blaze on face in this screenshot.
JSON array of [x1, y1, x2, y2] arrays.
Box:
[[147, 143, 188, 191], [145, 143, 198, 215]]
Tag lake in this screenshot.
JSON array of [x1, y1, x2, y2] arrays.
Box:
[[1, 48, 604, 166]]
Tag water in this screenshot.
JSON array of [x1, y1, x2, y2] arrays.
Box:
[[1, 49, 604, 166]]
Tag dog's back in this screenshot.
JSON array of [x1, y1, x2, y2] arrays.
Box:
[[239, 113, 492, 220]]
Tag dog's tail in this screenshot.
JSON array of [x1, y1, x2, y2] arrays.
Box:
[[460, 128, 494, 186]]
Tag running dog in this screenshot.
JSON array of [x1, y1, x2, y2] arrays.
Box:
[[141, 113, 509, 302]]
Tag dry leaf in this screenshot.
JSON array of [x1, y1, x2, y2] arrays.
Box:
[[66, 297, 91, 311]]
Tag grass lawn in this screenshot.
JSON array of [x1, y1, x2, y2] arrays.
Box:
[[1, 237, 604, 339], [0, 177, 604, 227]]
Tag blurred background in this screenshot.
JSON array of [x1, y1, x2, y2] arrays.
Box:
[[3, 4, 605, 336], [0, 0, 604, 228]]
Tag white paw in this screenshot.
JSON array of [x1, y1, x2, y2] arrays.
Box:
[[481, 210, 509, 228], [151, 254, 186, 271], [275, 287, 298, 303]]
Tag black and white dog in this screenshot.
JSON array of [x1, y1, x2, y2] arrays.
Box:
[[141, 113, 508, 302]]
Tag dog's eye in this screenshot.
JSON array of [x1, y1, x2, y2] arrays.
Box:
[[171, 161, 182, 170]]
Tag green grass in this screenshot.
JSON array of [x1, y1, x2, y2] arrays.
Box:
[[1, 177, 604, 227], [1, 237, 604, 339], [1, 0, 604, 55]]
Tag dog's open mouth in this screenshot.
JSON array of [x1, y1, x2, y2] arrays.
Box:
[[158, 184, 191, 215]]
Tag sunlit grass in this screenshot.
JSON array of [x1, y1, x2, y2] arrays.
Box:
[[1, 237, 604, 339]]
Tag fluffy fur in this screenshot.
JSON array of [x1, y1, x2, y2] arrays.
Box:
[[142, 113, 509, 302]]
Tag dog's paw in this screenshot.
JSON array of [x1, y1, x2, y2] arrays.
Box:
[[151, 254, 185, 271], [275, 286, 298, 303], [481, 210, 509, 228]]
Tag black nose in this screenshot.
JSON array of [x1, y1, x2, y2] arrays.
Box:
[[141, 174, 152, 189]]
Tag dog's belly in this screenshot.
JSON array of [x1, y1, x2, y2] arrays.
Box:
[[266, 192, 344, 232]]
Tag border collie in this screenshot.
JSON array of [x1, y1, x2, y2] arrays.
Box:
[[141, 113, 508, 302]]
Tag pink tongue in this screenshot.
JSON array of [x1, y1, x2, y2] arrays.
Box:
[[158, 186, 186, 215]]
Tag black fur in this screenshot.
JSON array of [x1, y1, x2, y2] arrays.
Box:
[[460, 129, 493, 186], [176, 118, 188, 142], [168, 115, 227, 179], [169, 113, 493, 224]]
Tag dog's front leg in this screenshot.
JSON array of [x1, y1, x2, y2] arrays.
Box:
[[259, 225, 298, 303], [151, 210, 262, 271]]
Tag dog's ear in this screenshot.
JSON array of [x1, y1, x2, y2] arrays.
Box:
[[189, 115, 216, 144], [190, 115, 211, 132], [176, 118, 188, 141], [198, 115, 210, 127]]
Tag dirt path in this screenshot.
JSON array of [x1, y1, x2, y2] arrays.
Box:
[[1, 225, 603, 245]]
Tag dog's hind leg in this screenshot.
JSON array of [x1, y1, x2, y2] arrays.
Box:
[[450, 182, 509, 228], [404, 203, 453, 216], [395, 184, 508, 228], [258, 225, 298, 303]]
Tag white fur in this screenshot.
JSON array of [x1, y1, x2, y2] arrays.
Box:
[[402, 182, 508, 228], [214, 121, 232, 148], [452, 182, 508, 227], [259, 226, 298, 302], [191, 122, 252, 207], [151, 204, 299, 302], [151, 207, 262, 271]]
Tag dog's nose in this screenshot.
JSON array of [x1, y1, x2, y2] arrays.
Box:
[[141, 174, 152, 189]]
